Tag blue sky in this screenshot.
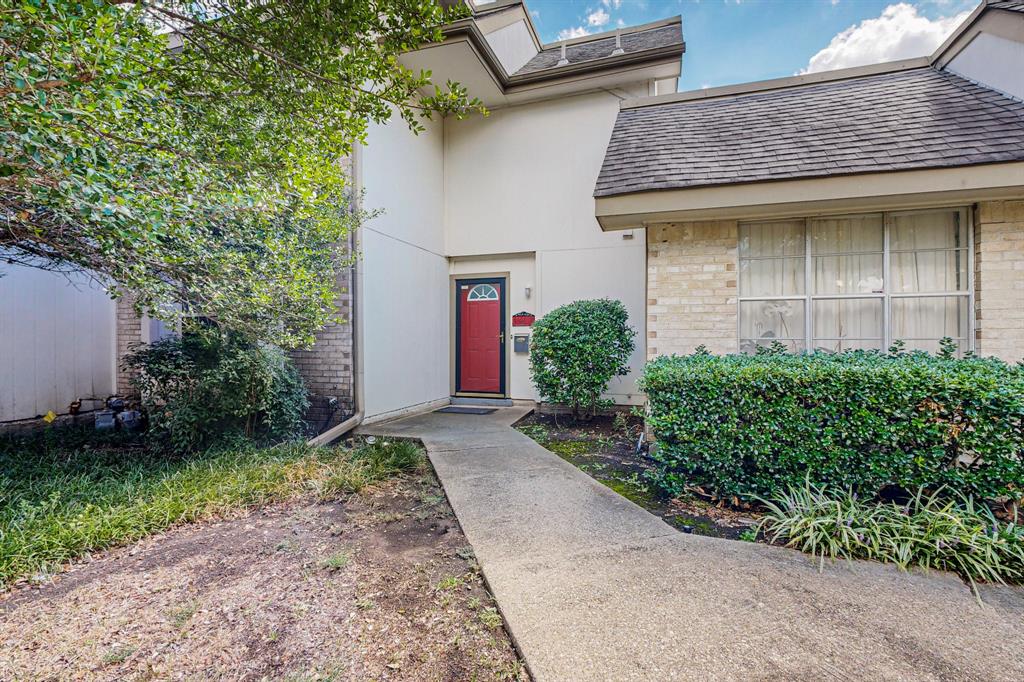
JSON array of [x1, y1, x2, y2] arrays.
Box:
[[522, 0, 979, 90]]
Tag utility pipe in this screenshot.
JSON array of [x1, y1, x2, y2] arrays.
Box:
[[308, 143, 365, 446]]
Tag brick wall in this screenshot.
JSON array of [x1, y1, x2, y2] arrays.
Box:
[[975, 200, 1024, 363], [290, 261, 355, 429], [115, 294, 143, 396], [646, 221, 739, 359], [114, 266, 356, 428]]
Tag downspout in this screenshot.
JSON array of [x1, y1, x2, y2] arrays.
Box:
[[308, 142, 365, 446]]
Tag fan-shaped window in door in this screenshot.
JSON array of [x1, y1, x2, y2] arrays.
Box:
[[467, 284, 499, 301]]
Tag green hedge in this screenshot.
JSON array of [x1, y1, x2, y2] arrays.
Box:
[[641, 349, 1024, 503]]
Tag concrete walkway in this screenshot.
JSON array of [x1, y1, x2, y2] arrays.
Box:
[[362, 407, 1024, 681]]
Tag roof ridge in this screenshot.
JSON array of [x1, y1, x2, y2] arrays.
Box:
[[620, 58, 932, 110], [512, 21, 683, 79], [542, 15, 682, 49]]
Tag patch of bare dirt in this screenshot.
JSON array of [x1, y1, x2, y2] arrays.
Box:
[[515, 412, 759, 540], [0, 467, 526, 681]]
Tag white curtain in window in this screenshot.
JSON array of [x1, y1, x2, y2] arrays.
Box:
[[890, 211, 968, 351], [739, 221, 805, 350], [739, 299, 805, 351], [810, 215, 884, 295], [809, 215, 884, 349], [738, 209, 970, 354], [890, 211, 967, 293], [739, 221, 804, 297], [812, 298, 883, 351]]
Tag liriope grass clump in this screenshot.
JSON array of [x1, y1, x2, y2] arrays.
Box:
[[0, 432, 424, 588], [758, 481, 1024, 594]]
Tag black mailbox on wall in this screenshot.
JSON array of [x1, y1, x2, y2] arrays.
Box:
[[513, 334, 530, 353]]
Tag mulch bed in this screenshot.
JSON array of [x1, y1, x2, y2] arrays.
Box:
[[515, 412, 759, 541], [0, 468, 526, 681]]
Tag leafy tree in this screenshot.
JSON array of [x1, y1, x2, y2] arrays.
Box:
[[529, 299, 636, 422], [1, 0, 484, 346]]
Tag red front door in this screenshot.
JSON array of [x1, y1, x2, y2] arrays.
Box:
[[457, 279, 504, 394]]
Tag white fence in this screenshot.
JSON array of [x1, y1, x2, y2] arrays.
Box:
[[0, 263, 116, 422]]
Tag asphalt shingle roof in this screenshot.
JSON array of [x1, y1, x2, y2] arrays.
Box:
[[514, 23, 682, 76], [988, 1, 1024, 13], [594, 67, 1024, 197]]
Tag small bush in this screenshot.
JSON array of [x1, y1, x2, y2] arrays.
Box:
[[125, 328, 308, 451], [641, 349, 1024, 503], [758, 481, 1024, 594], [529, 299, 635, 421]]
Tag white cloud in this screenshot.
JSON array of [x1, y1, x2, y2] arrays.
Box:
[[801, 3, 969, 73], [587, 8, 610, 27], [558, 26, 591, 40], [602, 0, 622, 8]]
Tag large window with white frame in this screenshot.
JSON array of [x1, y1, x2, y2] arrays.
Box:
[[738, 207, 972, 355]]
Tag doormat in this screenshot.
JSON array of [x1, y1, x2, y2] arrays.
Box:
[[435, 406, 497, 415]]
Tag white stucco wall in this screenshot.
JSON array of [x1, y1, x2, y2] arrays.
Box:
[[947, 31, 1024, 101], [444, 91, 648, 403], [444, 91, 634, 255], [484, 20, 537, 75], [361, 114, 450, 420], [538, 243, 646, 404]]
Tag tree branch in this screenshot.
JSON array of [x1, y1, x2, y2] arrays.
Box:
[[0, 74, 94, 98]]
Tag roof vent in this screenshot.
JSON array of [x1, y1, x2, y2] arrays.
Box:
[[557, 42, 569, 67], [610, 29, 624, 56]]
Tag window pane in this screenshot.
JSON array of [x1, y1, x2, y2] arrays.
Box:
[[897, 338, 968, 356], [811, 338, 884, 353], [740, 257, 805, 296], [891, 250, 968, 293], [890, 210, 964, 251], [740, 338, 805, 354], [740, 299, 805, 342], [739, 220, 804, 258], [812, 254, 884, 294], [812, 298, 882, 342], [810, 215, 883, 254], [891, 296, 969, 343]]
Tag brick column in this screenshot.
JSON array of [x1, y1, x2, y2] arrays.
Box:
[[115, 294, 144, 396], [290, 260, 355, 428], [646, 221, 739, 358], [975, 200, 1024, 363]]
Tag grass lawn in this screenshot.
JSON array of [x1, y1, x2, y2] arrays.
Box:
[[0, 428, 419, 588]]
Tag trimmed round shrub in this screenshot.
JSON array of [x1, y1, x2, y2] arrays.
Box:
[[529, 299, 635, 421], [125, 328, 308, 451], [640, 348, 1024, 503]]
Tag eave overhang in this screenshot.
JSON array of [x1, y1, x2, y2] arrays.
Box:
[[595, 162, 1024, 230]]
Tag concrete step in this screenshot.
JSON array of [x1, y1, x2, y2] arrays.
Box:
[[451, 396, 514, 407]]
